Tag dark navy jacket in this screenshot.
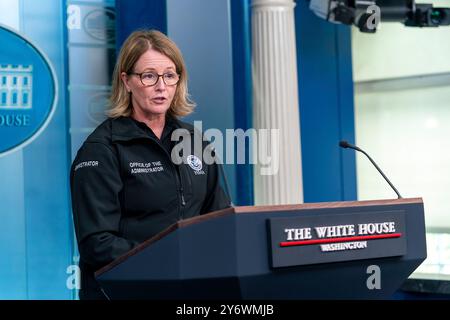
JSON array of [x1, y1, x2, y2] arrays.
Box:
[[70, 116, 230, 299]]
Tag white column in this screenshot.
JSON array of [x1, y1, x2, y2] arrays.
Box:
[[252, 0, 303, 205]]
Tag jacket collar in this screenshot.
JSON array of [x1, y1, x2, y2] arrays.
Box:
[[110, 116, 194, 142]]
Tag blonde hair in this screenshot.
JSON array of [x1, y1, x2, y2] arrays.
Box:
[[109, 29, 196, 118]]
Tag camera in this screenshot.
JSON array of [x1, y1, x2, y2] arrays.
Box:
[[309, 0, 450, 32]]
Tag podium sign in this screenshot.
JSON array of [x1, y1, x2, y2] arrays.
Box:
[[268, 211, 407, 268]]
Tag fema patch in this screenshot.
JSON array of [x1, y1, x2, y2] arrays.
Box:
[[187, 155, 205, 175], [0, 24, 57, 156]]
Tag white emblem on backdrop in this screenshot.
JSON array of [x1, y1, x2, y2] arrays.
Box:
[[0, 64, 33, 109]]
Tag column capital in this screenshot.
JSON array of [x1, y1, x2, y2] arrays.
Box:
[[251, 0, 296, 10]]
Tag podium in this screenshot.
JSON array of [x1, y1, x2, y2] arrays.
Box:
[[95, 198, 426, 299]]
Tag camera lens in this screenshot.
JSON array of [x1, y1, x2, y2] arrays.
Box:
[[430, 9, 443, 25]]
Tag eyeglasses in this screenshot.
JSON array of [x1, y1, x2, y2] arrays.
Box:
[[128, 71, 180, 86]]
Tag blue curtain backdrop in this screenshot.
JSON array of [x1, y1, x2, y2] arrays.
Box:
[[295, 1, 357, 202]]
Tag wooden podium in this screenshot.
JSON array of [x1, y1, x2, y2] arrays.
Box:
[[95, 198, 426, 299]]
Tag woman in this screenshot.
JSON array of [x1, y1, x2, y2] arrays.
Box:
[[70, 30, 231, 300]]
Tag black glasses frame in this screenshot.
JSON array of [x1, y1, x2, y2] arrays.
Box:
[[128, 71, 180, 87]]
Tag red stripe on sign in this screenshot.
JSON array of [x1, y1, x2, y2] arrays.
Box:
[[279, 233, 402, 247]]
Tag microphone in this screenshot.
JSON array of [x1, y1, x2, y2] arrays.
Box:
[[339, 140, 402, 199]]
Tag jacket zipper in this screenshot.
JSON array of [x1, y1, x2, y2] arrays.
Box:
[[142, 136, 186, 219], [174, 163, 186, 212], [180, 185, 186, 206]]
